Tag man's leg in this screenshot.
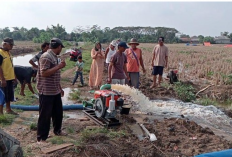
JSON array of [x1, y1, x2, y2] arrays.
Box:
[[112, 79, 120, 84], [120, 79, 125, 85], [5, 80, 17, 114], [52, 94, 63, 135], [129, 72, 139, 89], [79, 72, 84, 86], [151, 66, 158, 88], [157, 66, 164, 86], [72, 71, 79, 85], [37, 94, 53, 141], [0, 105, 3, 114]]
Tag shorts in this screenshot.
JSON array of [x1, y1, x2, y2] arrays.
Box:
[[0, 80, 14, 103], [152, 66, 164, 76], [112, 79, 125, 85]]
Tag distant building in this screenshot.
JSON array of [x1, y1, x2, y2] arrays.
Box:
[[190, 36, 199, 44], [179, 38, 191, 43], [214, 36, 230, 44]]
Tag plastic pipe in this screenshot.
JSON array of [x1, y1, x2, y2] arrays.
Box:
[[4, 104, 83, 111], [100, 84, 111, 90]]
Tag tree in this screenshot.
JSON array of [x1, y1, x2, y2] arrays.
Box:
[[203, 36, 215, 44], [198, 35, 204, 43]]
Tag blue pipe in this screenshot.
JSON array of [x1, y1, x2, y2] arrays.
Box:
[[5, 104, 83, 111]]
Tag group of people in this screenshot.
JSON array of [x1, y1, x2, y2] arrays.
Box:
[[0, 37, 67, 144], [88, 37, 168, 89], [0, 36, 168, 145]]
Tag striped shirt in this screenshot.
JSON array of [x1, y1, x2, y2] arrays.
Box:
[[36, 50, 61, 95]]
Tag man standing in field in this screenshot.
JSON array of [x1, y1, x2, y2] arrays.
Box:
[[150, 37, 168, 88], [29, 42, 49, 69], [107, 41, 129, 85], [0, 37, 18, 115], [36, 38, 66, 143], [125, 38, 146, 89]]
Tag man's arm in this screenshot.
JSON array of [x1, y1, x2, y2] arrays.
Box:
[[139, 50, 146, 73], [105, 48, 109, 60], [123, 63, 130, 80], [0, 67, 6, 87], [41, 59, 66, 77], [165, 56, 168, 68], [151, 47, 156, 67], [107, 62, 113, 83], [29, 59, 38, 69]]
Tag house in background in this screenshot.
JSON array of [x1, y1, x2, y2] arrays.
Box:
[[214, 36, 230, 44], [190, 36, 200, 44], [179, 37, 191, 43]]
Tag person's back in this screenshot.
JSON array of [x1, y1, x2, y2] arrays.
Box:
[[14, 65, 34, 84]]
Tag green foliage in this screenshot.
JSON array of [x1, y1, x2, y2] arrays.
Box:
[[173, 82, 196, 102], [30, 123, 37, 131], [207, 71, 214, 78], [48, 137, 64, 144], [68, 89, 81, 100], [12, 83, 38, 105], [195, 97, 217, 106], [0, 114, 16, 126], [67, 127, 75, 134], [203, 36, 215, 44]]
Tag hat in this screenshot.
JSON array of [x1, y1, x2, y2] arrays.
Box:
[[110, 40, 117, 47], [3, 37, 15, 46], [128, 38, 139, 45], [50, 38, 65, 48], [118, 41, 129, 49]]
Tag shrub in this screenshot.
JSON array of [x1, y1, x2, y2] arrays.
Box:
[[173, 82, 196, 102]]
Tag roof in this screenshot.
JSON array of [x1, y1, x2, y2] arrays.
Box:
[[180, 38, 191, 42], [215, 36, 230, 40]]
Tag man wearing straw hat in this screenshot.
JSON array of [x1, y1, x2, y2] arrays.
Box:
[[125, 38, 146, 89]]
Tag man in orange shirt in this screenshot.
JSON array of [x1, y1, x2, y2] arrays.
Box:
[[125, 38, 146, 89]]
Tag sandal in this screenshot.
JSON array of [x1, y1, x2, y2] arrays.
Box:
[[150, 84, 156, 89], [55, 131, 67, 136], [5, 110, 19, 115]]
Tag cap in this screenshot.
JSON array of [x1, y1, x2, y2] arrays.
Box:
[[3, 37, 15, 46], [110, 40, 117, 47], [118, 41, 129, 49], [50, 38, 65, 48]]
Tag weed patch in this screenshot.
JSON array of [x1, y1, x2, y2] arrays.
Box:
[[48, 136, 65, 144], [174, 82, 196, 102], [0, 114, 16, 126]]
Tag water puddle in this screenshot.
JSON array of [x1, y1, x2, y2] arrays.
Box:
[[13, 53, 36, 66], [62, 88, 77, 105], [112, 84, 232, 139], [64, 111, 85, 119]]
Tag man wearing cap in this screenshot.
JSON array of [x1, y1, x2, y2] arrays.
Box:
[[150, 37, 168, 88], [105, 40, 117, 70], [14, 65, 38, 97], [0, 37, 18, 115], [107, 41, 129, 85], [36, 38, 66, 143], [29, 42, 50, 69], [125, 38, 146, 89]]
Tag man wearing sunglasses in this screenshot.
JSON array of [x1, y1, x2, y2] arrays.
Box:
[[0, 37, 18, 115]]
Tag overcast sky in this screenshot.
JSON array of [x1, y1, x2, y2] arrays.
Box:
[[1, 1, 232, 37]]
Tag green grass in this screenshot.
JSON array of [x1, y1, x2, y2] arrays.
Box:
[[195, 97, 217, 106], [12, 83, 38, 105], [61, 43, 93, 75], [80, 128, 128, 141], [29, 122, 37, 130], [174, 82, 196, 102], [0, 114, 16, 126], [68, 89, 81, 100], [48, 136, 65, 144]]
